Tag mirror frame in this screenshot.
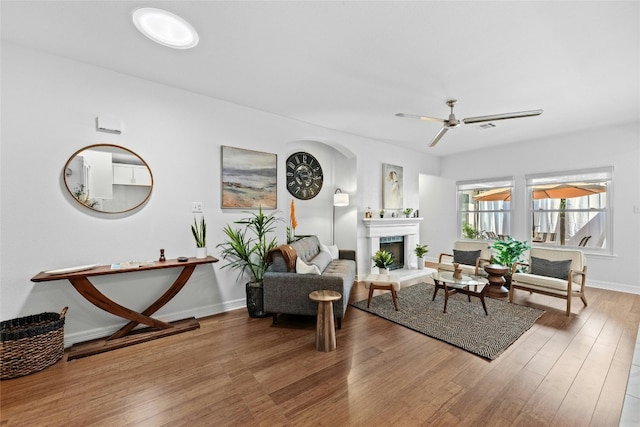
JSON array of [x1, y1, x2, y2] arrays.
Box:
[[63, 143, 154, 213]]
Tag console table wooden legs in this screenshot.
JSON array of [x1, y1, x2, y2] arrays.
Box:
[[31, 257, 218, 360]]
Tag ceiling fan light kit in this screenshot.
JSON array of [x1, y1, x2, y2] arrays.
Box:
[[396, 99, 543, 147]]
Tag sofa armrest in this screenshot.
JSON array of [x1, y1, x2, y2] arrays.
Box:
[[339, 249, 356, 261]]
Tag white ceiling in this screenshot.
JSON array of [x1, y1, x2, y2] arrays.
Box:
[[2, 1, 639, 156]]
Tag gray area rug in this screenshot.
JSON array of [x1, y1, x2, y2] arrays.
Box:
[[351, 282, 544, 360]]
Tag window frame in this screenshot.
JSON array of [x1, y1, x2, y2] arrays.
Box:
[[525, 167, 613, 254], [456, 176, 514, 241]]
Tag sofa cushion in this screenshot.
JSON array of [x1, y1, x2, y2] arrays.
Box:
[[453, 249, 481, 266], [512, 272, 573, 292], [296, 257, 321, 275], [321, 243, 339, 260], [530, 256, 571, 280], [310, 250, 332, 273]]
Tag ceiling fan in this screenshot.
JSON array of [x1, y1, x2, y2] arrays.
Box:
[[395, 99, 543, 147]]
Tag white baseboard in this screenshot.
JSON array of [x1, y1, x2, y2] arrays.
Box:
[[63, 298, 247, 348]]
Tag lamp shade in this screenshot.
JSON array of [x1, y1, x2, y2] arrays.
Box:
[[333, 192, 349, 206]]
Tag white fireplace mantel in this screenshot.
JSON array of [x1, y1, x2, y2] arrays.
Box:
[[363, 217, 423, 271], [362, 217, 423, 238]]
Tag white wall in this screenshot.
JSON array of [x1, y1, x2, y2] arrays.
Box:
[[0, 44, 439, 345], [437, 124, 640, 293]]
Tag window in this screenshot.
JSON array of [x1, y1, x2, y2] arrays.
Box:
[[526, 167, 612, 252], [457, 178, 513, 240]]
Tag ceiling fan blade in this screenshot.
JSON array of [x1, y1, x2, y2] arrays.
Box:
[[395, 112, 446, 123], [429, 127, 449, 147], [462, 109, 543, 124]]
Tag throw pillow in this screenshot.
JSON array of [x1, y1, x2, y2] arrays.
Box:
[[310, 250, 332, 273], [453, 249, 481, 266], [321, 243, 339, 260], [296, 257, 321, 275], [530, 256, 572, 280]]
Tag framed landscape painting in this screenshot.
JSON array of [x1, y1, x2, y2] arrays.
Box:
[[221, 146, 277, 209], [382, 163, 403, 210]]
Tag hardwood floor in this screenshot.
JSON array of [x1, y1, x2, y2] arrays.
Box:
[[2, 279, 639, 426]]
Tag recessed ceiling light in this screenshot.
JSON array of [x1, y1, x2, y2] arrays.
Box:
[[132, 8, 199, 49]]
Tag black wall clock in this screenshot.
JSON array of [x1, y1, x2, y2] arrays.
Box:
[[286, 152, 323, 200]]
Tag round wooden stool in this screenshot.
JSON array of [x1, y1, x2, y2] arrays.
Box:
[[308, 290, 342, 352], [484, 264, 510, 298]]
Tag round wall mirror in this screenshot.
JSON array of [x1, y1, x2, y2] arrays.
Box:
[[63, 144, 153, 213]]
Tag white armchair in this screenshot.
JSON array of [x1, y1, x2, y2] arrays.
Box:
[[510, 247, 587, 316], [438, 240, 493, 277]]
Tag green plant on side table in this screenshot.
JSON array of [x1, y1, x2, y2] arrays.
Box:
[[217, 207, 282, 318], [491, 237, 531, 275], [372, 249, 394, 274]]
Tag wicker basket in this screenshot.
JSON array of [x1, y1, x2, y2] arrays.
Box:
[[1, 307, 67, 379]]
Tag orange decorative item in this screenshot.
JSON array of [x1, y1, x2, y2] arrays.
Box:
[[290, 199, 298, 231]]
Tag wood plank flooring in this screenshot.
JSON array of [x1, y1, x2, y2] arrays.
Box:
[[2, 278, 639, 426]]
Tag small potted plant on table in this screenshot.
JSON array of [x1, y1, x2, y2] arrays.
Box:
[[191, 216, 207, 258]]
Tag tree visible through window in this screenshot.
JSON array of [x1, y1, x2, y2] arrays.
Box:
[[457, 178, 513, 240], [526, 168, 612, 251]]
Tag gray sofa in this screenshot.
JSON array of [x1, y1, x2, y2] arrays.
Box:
[[263, 235, 356, 328]]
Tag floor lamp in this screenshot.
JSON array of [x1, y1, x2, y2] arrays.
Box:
[[333, 188, 349, 244]]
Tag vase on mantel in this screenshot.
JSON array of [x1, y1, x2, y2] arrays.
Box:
[[196, 247, 207, 259]]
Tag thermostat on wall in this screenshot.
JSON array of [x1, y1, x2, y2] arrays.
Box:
[[96, 115, 123, 134]]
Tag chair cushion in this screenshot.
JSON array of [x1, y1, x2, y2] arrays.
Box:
[[512, 272, 578, 293], [530, 256, 571, 280], [453, 249, 481, 266]]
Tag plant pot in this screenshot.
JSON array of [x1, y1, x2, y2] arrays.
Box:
[[195, 247, 207, 259], [246, 282, 270, 318], [378, 268, 389, 275], [417, 256, 425, 270]]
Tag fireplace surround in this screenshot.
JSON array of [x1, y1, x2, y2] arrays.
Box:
[[363, 217, 423, 273]]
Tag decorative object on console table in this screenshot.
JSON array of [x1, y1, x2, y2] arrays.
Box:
[[217, 207, 282, 318], [414, 244, 429, 270], [372, 249, 394, 275], [191, 215, 207, 259]]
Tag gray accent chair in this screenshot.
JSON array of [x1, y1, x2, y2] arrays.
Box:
[[263, 235, 356, 328]]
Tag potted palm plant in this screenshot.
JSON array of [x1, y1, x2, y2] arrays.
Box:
[[191, 216, 207, 258], [372, 249, 394, 274], [217, 207, 282, 318], [414, 244, 428, 270]]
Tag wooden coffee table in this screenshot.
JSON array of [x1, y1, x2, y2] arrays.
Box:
[[431, 271, 490, 315]]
